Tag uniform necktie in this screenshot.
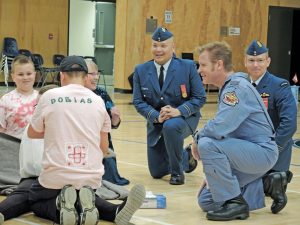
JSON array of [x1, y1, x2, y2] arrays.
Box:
[[159, 66, 164, 89], [252, 82, 257, 87]]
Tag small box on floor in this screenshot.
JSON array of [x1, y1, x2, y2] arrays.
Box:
[[140, 191, 166, 209]]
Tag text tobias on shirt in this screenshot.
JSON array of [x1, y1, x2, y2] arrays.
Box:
[[50, 97, 93, 104]]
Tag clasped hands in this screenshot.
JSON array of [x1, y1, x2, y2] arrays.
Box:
[[158, 105, 181, 123]]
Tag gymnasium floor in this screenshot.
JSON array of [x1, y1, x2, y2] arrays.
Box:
[[0, 87, 299, 225]]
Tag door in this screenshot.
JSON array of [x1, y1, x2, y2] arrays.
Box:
[[267, 6, 293, 81], [94, 2, 116, 76], [290, 10, 300, 84], [69, 0, 95, 56]]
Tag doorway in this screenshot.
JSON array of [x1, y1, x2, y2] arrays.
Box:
[[267, 6, 300, 85]]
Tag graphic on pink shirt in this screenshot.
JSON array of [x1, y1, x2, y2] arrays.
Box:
[[66, 143, 88, 167], [0, 90, 37, 138], [13, 101, 36, 128]]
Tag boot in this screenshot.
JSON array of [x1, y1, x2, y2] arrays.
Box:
[[206, 195, 249, 221], [264, 172, 288, 214]]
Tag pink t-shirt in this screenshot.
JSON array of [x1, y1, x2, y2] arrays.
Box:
[[30, 84, 111, 189], [0, 89, 38, 139]]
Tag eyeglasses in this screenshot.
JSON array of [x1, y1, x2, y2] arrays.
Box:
[[246, 58, 268, 65], [87, 72, 100, 76]]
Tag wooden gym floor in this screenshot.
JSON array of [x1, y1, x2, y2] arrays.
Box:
[[0, 91, 299, 225]]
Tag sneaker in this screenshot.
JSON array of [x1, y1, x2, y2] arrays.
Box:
[[78, 186, 99, 225], [0, 212, 4, 225], [57, 185, 78, 225], [115, 184, 146, 225]]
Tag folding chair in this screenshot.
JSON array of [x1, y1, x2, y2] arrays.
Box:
[[52, 54, 65, 85], [32, 54, 57, 87], [53, 54, 65, 66], [19, 49, 33, 60], [1, 37, 19, 86]]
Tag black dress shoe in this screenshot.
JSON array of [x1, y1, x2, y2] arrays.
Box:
[[184, 144, 198, 173], [169, 174, 185, 185], [268, 172, 288, 214], [206, 195, 249, 221]]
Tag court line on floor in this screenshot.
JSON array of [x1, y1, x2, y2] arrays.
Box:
[[113, 138, 146, 144], [287, 189, 300, 194], [133, 215, 174, 225], [118, 160, 148, 168], [13, 218, 41, 225]]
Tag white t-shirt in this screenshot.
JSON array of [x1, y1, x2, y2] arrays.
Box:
[[30, 84, 111, 189], [19, 125, 44, 178], [0, 89, 38, 139]]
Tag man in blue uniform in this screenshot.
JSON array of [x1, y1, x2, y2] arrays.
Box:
[[193, 42, 278, 221], [133, 27, 206, 185], [245, 40, 297, 214]]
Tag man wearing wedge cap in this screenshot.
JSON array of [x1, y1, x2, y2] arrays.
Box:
[[245, 40, 297, 214], [194, 41, 278, 221], [133, 27, 206, 185]]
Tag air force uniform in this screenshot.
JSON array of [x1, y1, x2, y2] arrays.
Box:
[[247, 41, 297, 172], [196, 72, 278, 210], [133, 27, 206, 179], [244, 40, 296, 214], [254, 72, 297, 171]]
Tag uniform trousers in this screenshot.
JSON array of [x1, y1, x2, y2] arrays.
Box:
[[198, 178, 265, 212], [0, 177, 36, 220], [197, 137, 278, 202], [272, 141, 293, 172], [28, 180, 119, 224], [147, 117, 191, 178]]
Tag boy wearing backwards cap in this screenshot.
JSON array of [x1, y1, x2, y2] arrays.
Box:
[[27, 56, 145, 225]]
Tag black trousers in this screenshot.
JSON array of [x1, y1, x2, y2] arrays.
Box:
[[28, 179, 119, 223], [0, 177, 36, 220]]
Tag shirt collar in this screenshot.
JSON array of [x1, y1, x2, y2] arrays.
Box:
[[154, 58, 172, 72], [251, 71, 266, 86]]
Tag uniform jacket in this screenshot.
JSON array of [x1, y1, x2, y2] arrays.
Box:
[[256, 71, 297, 151], [133, 57, 206, 146], [198, 72, 276, 148]]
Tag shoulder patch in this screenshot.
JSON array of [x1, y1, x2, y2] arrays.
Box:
[[280, 82, 288, 87], [223, 91, 239, 106]]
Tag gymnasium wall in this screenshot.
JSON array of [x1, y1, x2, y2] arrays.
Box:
[[0, 0, 68, 82], [1, 0, 300, 88], [114, 0, 300, 91]]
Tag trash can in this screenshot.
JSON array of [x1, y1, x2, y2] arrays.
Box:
[[291, 85, 299, 107]]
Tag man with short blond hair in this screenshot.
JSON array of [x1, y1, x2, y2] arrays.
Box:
[[245, 40, 297, 214], [194, 41, 278, 221]]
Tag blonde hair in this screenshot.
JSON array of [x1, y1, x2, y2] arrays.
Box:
[[198, 41, 233, 72], [11, 55, 35, 73]]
